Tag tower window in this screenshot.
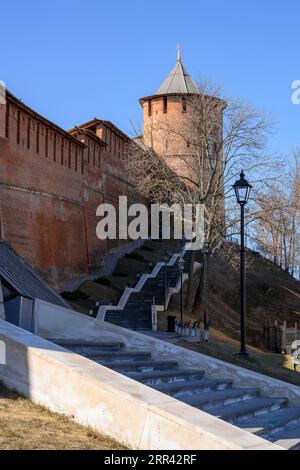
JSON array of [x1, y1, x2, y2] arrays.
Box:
[[182, 96, 187, 113], [163, 96, 168, 114], [148, 100, 152, 117]]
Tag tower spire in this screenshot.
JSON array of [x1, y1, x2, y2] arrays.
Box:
[[177, 44, 181, 63]]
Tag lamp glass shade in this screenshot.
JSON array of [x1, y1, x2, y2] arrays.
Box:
[[233, 171, 252, 205]]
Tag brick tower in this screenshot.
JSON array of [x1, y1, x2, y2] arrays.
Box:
[[139, 49, 225, 182], [139, 47, 202, 176]]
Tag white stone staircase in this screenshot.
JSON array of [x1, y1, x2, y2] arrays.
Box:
[[51, 338, 300, 450]]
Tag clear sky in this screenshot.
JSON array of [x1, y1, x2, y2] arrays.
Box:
[[0, 0, 299, 160]]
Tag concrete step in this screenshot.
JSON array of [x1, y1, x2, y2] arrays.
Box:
[[151, 378, 233, 397], [49, 339, 123, 352], [208, 397, 288, 423], [119, 316, 152, 321], [126, 301, 153, 307], [106, 318, 152, 325], [106, 311, 151, 318], [126, 368, 205, 385], [83, 350, 152, 361], [114, 315, 152, 321], [106, 313, 151, 319], [105, 320, 152, 330], [234, 407, 300, 438], [106, 324, 152, 331], [269, 422, 300, 450], [180, 387, 260, 410], [99, 359, 179, 372]]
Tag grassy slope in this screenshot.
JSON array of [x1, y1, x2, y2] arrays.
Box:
[[176, 329, 300, 387], [202, 244, 300, 346], [0, 382, 127, 450], [158, 244, 300, 385]]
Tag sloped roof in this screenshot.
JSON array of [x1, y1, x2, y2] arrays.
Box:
[[155, 59, 199, 95], [68, 118, 130, 142], [69, 127, 107, 147], [0, 241, 69, 308]]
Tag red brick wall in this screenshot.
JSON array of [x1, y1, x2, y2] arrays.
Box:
[[0, 98, 142, 289], [142, 94, 224, 182]]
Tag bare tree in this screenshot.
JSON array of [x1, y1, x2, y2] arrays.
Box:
[[252, 150, 300, 275], [125, 79, 280, 311]]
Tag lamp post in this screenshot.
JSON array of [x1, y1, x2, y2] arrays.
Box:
[[178, 256, 185, 330], [0, 278, 5, 320], [233, 171, 252, 357], [203, 240, 210, 342], [164, 254, 169, 310]]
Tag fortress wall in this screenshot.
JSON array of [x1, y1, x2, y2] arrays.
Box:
[[0, 95, 141, 289]]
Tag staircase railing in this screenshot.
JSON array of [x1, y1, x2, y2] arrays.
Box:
[[96, 242, 193, 321]]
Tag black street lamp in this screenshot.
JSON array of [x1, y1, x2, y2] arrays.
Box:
[[203, 240, 210, 342], [178, 256, 185, 331], [233, 170, 252, 356], [164, 254, 169, 310]]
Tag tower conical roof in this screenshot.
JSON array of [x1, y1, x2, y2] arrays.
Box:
[[156, 49, 199, 95]]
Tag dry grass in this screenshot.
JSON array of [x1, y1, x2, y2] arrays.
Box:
[[0, 382, 128, 450], [206, 246, 300, 344], [165, 244, 300, 349], [159, 244, 300, 385]]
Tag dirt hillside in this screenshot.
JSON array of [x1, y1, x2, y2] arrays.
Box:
[[205, 244, 300, 345]]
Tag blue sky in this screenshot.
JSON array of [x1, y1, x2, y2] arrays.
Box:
[[0, 0, 299, 160]]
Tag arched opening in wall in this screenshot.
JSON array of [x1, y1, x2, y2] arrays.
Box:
[[53, 134, 57, 161], [163, 96, 168, 114], [68, 141, 71, 168], [16, 110, 20, 144], [182, 96, 187, 114], [209, 128, 219, 162], [27, 117, 31, 149], [81, 148, 84, 174], [148, 100, 152, 117], [75, 147, 78, 172], [5, 102, 9, 138], [36, 123, 40, 153], [61, 138, 64, 165], [164, 138, 168, 154], [98, 146, 101, 167], [45, 128, 48, 157]]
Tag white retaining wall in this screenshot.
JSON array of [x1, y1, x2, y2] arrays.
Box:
[[0, 318, 283, 450], [34, 300, 300, 406]]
